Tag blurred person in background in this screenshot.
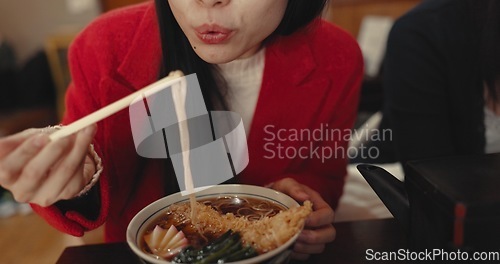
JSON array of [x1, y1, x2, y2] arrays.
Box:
[[383, 0, 500, 173]]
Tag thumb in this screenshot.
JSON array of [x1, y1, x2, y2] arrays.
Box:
[[272, 178, 310, 202], [290, 188, 310, 203]]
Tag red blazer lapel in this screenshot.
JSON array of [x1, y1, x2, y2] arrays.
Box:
[[248, 33, 331, 171]]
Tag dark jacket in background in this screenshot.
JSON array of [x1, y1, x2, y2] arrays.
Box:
[[383, 0, 485, 170]]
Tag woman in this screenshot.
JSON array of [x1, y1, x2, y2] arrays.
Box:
[[0, 0, 362, 259], [383, 0, 500, 172]]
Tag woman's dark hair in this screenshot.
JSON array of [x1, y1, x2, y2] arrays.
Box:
[[154, 0, 327, 111], [469, 0, 500, 103]]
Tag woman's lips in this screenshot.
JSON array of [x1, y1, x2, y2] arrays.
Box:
[[195, 24, 234, 44]]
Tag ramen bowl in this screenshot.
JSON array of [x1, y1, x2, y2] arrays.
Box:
[[127, 184, 304, 264]]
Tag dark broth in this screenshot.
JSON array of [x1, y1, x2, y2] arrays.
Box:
[[141, 196, 286, 256], [200, 196, 286, 220]]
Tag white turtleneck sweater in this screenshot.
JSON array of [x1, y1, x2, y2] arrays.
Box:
[[217, 48, 265, 135]]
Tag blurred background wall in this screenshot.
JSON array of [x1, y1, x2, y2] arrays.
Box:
[[0, 0, 100, 65]]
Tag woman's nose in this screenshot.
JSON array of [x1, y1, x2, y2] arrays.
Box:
[[198, 0, 230, 8]]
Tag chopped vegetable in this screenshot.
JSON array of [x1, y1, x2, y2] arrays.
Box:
[[144, 225, 189, 260], [173, 230, 258, 263]]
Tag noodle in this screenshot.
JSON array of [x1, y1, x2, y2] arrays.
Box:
[[170, 79, 198, 225]]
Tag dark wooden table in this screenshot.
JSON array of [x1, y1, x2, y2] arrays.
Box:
[[56, 218, 407, 264]]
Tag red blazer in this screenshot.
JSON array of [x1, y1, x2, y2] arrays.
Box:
[[32, 2, 363, 242]]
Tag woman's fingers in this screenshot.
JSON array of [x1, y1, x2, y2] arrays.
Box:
[[271, 178, 310, 202], [301, 187, 335, 227], [306, 208, 335, 228], [297, 225, 336, 244], [21, 137, 73, 185], [40, 126, 97, 204], [271, 179, 334, 227], [32, 160, 85, 206], [292, 223, 335, 260], [2, 125, 97, 206], [0, 129, 39, 157], [293, 241, 326, 254], [9, 136, 75, 203], [27, 143, 95, 206], [60, 157, 95, 200], [47, 126, 96, 185], [270, 177, 337, 260], [0, 134, 50, 187], [273, 179, 334, 227]]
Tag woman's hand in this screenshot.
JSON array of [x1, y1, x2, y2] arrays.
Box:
[[0, 125, 97, 207], [271, 178, 336, 260]]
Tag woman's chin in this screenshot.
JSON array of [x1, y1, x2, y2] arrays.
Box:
[[193, 45, 258, 64], [195, 50, 234, 64]]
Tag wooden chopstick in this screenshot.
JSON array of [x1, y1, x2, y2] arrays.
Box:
[[49, 70, 185, 141]]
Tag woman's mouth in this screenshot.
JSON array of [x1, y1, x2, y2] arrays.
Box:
[[195, 24, 234, 44]]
